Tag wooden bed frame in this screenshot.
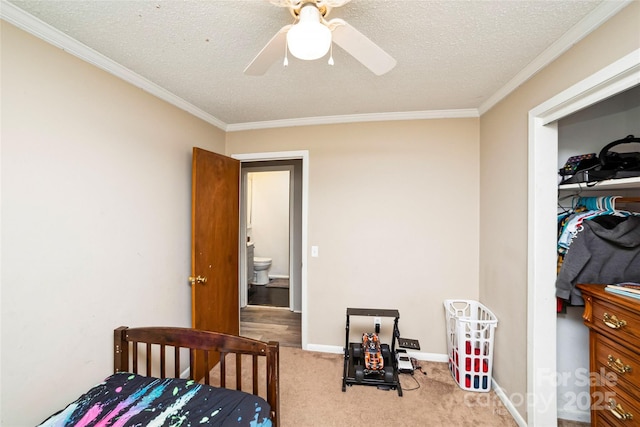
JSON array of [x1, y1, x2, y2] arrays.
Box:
[[114, 326, 279, 426]]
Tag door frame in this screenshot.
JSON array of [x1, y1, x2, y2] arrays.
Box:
[[232, 150, 309, 349], [527, 49, 639, 425]]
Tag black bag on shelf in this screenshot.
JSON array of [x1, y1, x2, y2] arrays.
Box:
[[595, 134, 640, 179], [560, 135, 640, 184]]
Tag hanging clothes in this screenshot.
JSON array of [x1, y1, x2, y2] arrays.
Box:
[[557, 196, 626, 252], [555, 196, 640, 308]]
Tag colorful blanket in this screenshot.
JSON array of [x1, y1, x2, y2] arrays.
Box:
[[39, 372, 272, 427]]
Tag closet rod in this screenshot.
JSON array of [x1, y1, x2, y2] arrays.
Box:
[[616, 197, 640, 203]]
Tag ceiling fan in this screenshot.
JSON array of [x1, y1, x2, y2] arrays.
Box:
[[244, 0, 397, 76]]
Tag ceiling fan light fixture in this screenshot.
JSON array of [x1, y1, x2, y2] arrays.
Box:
[[286, 4, 331, 61]]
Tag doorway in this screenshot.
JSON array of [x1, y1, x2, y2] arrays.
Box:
[[527, 50, 639, 425], [232, 150, 309, 349], [245, 168, 292, 309]]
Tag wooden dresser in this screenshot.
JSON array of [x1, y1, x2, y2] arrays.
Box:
[[577, 284, 640, 426]]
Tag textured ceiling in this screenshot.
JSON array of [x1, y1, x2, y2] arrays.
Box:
[[4, 0, 611, 129]]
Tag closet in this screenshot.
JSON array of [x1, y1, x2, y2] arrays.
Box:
[[556, 84, 640, 423]]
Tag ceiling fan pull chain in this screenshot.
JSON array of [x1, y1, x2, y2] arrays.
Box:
[[328, 43, 334, 66]]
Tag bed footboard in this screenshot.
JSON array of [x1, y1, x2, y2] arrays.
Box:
[[114, 326, 279, 426]]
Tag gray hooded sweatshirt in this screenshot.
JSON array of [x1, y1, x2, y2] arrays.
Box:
[[556, 215, 640, 305]]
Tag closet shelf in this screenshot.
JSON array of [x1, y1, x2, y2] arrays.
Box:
[[558, 176, 640, 192]]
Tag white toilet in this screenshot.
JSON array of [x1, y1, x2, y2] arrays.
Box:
[[253, 257, 272, 285]]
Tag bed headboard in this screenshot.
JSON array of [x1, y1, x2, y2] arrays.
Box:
[[114, 326, 279, 426]]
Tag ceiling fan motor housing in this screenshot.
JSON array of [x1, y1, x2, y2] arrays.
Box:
[[289, 1, 329, 18]]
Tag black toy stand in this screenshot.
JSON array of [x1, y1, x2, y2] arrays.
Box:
[[341, 308, 403, 396]]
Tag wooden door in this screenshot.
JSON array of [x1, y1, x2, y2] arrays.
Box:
[[191, 148, 240, 376]]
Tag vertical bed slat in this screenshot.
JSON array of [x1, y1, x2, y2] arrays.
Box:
[[146, 343, 152, 376], [252, 354, 259, 395], [174, 347, 180, 378], [236, 353, 242, 390], [189, 349, 195, 380], [204, 351, 210, 385], [220, 352, 226, 388], [160, 344, 166, 378], [132, 341, 139, 374]]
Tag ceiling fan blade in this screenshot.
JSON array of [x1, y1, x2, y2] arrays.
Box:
[[329, 19, 396, 76], [244, 24, 292, 76]]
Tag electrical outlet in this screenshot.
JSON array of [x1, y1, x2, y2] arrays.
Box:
[[374, 317, 381, 327]]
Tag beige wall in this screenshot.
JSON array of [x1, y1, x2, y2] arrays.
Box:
[[226, 119, 480, 348], [479, 2, 640, 422], [1, 22, 225, 425]]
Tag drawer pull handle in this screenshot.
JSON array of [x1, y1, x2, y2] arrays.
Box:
[[607, 355, 632, 375], [603, 312, 627, 329], [608, 399, 633, 421]]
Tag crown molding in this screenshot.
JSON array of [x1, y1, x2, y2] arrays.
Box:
[[0, 0, 228, 131], [478, 0, 633, 115], [225, 109, 479, 132]]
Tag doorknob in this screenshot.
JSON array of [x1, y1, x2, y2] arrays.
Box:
[[188, 275, 208, 285]]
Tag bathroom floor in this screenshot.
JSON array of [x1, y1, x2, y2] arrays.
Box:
[[248, 279, 289, 307]]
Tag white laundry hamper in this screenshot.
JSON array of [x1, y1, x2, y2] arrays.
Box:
[[444, 299, 498, 392]]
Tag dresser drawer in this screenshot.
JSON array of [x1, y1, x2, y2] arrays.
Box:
[[594, 383, 639, 426], [590, 295, 640, 348], [594, 334, 640, 393]]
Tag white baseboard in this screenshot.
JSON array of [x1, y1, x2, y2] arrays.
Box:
[[408, 351, 449, 363], [305, 344, 343, 354], [491, 379, 586, 425], [557, 408, 590, 423], [492, 378, 527, 427]]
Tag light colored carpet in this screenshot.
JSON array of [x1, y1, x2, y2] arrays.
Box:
[[209, 346, 517, 426], [278, 347, 517, 427], [210, 344, 593, 426]]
